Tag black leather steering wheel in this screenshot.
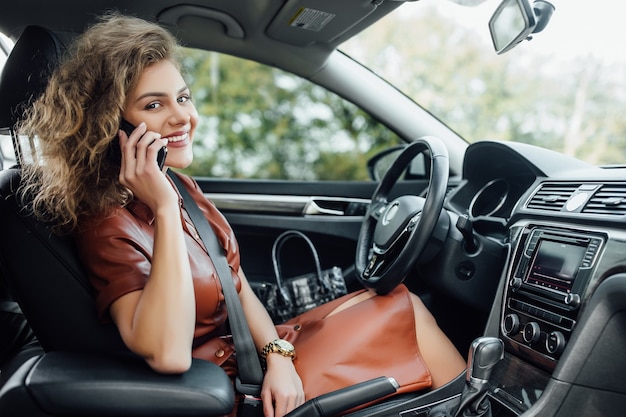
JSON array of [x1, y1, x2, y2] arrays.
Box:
[[356, 137, 449, 294]]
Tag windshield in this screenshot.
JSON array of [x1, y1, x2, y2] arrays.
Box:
[[340, 0, 625, 167]]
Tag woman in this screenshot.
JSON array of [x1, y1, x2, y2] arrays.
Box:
[[19, 13, 465, 417]]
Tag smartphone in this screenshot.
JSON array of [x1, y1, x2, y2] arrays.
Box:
[[111, 119, 167, 170]]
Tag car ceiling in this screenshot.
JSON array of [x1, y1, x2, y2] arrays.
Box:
[[0, 0, 405, 77]]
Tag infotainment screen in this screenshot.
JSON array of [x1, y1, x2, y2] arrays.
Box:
[[525, 239, 587, 293]]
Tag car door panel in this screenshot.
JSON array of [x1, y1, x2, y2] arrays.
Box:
[[194, 177, 432, 289]]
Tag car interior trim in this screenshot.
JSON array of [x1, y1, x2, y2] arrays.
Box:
[[206, 193, 370, 217]]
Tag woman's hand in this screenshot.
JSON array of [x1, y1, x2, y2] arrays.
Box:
[[261, 354, 305, 417], [236, 269, 305, 416], [118, 122, 174, 210]]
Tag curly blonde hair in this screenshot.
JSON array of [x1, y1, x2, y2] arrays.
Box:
[[19, 13, 181, 234]]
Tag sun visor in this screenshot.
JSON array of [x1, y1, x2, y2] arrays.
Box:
[[266, 0, 388, 47]]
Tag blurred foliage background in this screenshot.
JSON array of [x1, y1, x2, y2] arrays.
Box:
[[181, 50, 397, 180], [344, 1, 626, 167]]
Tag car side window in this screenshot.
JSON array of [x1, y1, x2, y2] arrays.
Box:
[[0, 32, 14, 171], [180, 50, 401, 181]]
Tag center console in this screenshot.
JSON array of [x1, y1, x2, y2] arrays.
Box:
[[485, 223, 608, 416], [501, 224, 605, 371]]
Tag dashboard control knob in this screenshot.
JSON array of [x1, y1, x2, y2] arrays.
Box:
[[509, 277, 523, 290], [503, 314, 520, 336], [546, 331, 566, 355], [523, 322, 541, 345], [564, 293, 581, 308]]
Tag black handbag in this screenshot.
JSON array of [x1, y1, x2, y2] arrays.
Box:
[[253, 230, 347, 324]]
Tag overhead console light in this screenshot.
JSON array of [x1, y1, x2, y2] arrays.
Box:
[[158, 5, 245, 39], [266, 0, 396, 47], [488, 0, 554, 54]]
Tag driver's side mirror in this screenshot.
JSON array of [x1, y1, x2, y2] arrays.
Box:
[[366, 144, 429, 181], [488, 0, 554, 54]]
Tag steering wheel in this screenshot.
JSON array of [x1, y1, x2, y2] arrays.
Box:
[[356, 137, 449, 294]]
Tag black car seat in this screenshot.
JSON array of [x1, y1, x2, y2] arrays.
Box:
[[0, 24, 56, 386], [0, 25, 128, 355], [0, 26, 233, 417]]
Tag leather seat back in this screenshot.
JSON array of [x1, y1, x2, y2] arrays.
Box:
[[0, 26, 127, 354], [0, 26, 63, 132]]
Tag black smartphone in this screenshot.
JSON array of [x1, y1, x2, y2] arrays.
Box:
[[110, 119, 167, 170]]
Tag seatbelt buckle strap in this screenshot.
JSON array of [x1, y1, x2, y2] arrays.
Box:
[[236, 377, 262, 396]]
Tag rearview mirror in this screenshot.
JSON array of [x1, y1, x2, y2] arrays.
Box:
[[488, 0, 554, 54]]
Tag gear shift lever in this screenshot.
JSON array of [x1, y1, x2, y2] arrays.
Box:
[[453, 337, 504, 417]]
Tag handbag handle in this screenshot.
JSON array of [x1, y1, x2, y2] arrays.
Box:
[[272, 230, 324, 287]]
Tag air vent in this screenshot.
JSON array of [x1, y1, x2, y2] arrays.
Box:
[[526, 183, 580, 212], [582, 184, 626, 215]]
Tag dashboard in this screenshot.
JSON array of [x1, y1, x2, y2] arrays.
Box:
[[445, 140, 626, 416]]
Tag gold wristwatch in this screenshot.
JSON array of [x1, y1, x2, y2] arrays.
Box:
[[261, 339, 296, 360]]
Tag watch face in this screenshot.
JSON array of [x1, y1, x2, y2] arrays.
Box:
[[276, 339, 294, 351]]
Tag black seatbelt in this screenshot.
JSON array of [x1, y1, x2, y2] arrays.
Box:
[[168, 170, 264, 395]]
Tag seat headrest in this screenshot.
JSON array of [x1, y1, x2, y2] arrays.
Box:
[[0, 26, 62, 130]]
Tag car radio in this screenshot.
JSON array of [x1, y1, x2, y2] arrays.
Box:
[[502, 226, 605, 370]]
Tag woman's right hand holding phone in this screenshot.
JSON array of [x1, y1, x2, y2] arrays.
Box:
[[118, 122, 175, 212]]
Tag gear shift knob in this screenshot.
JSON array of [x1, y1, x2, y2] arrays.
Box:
[[454, 337, 504, 417], [466, 337, 504, 384]]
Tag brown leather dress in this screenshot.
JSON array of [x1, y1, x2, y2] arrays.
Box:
[[74, 171, 432, 414]]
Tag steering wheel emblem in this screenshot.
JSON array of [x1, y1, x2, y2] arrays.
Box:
[[382, 201, 400, 225]]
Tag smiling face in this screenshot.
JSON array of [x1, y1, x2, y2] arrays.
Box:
[[122, 59, 198, 169]]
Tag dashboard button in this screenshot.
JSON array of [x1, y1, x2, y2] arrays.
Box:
[[523, 322, 541, 345], [546, 331, 566, 355], [503, 313, 520, 336], [510, 277, 523, 290], [564, 293, 581, 308]]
